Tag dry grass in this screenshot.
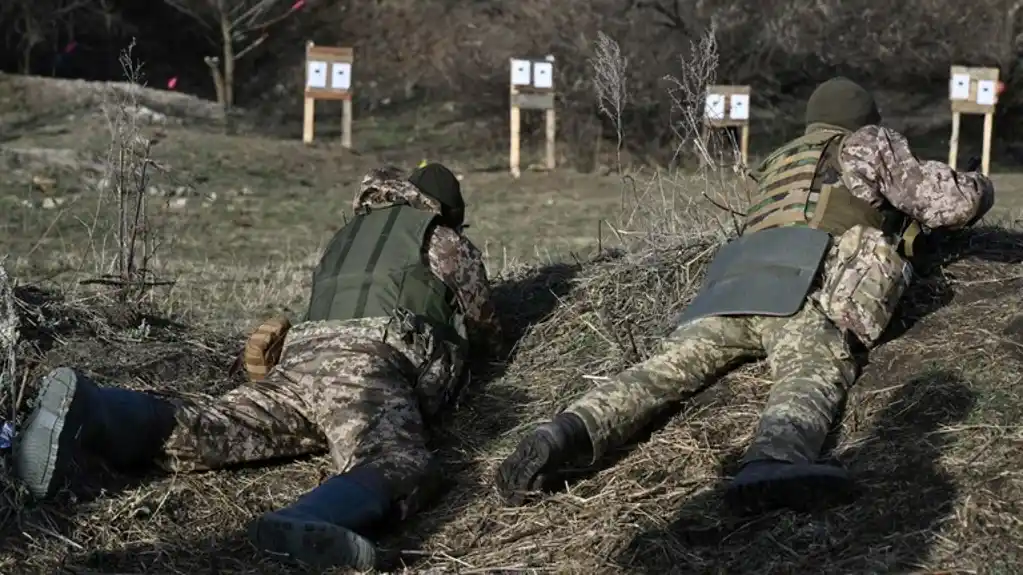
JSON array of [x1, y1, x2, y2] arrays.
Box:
[[2, 32, 1023, 575], [1, 214, 1022, 574]]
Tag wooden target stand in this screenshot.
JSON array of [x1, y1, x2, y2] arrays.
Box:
[[302, 42, 354, 147], [702, 85, 751, 167], [948, 66, 1002, 175], [509, 55, 556, 178]]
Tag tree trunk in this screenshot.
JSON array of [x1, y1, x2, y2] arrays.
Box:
[[204, 56, 227, 106], [220, 15, 235, 108]]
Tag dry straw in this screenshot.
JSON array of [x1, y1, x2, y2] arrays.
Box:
[[2, 30, 1023, 575]]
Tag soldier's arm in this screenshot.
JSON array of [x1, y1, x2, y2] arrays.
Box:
[[841, 125, 995, 229], [425, 226, 504, 358]]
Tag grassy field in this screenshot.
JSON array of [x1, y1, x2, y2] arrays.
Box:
[[1, 73, 1023, 574]]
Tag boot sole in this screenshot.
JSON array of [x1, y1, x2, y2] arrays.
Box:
[[496, 435, 551, 506], [725, 466, 857, 515], [14, 367, 87, 499], [243, 316, 290, 382], [248, 512, 378, 571]]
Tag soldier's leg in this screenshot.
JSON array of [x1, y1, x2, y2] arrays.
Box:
[[725, 301, 860, 514], [248, 351, 433, 571], [497, 315, 762, 505], [157, 374, 327, 473], [15, 366, 325, 499]]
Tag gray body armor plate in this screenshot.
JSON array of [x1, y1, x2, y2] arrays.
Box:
[[674, 227, 833, 327]]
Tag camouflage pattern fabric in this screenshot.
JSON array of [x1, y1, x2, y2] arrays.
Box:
[[815, 225, 912, 346], [353, 166, 502, 358], [353, 166, 444, 216], [812, 124, 994, 346], [564, 124, 993, 466], [160, 318, 452, 499], [839, 126, 993, 230], [152, 167, 501, 505], [565, 299, 857, 464]]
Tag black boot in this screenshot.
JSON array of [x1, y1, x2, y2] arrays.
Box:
[[13, 367, 177, 499], [724, 460, 859, 516], [248, 465, 391, 571], [496, 412, 590, 506]]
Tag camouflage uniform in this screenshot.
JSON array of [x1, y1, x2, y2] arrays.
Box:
[[566, 124, 993, 468], [15, 165, 502, 570], [496, 78, 994, 514], [160, 169, 502, 488]]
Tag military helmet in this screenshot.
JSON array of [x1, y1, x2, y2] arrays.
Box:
[[805, 77, 882, 132], [408, 163, 465, 228]]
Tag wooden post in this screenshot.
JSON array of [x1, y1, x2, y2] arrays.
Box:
[[982, 111, 994, 175], [739, 124, 749, 166], [510, 88, 521, 178], [342, 99, 353, 149], [948, 111, 960, 169], [545, 106, 556, 170], [948, 65, 1000, 175], [509, 55, 556, 178], [302, 96, 315, 144], [703, 85, 752, 169], [303, 42, 354, 147]]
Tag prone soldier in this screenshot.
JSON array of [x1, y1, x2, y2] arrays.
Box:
[[15, 163, 504, 570], [496, 77, 995, 514]]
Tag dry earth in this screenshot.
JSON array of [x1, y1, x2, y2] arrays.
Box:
[[0, 73, 1022, 574]]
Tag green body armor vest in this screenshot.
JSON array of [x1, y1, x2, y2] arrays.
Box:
[[306, 205, 462, 343], [745, 128, 923, 256], [745, 129, 885, 236]]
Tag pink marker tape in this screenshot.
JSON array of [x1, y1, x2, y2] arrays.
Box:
[[167, 77, 178, 90], [64, 41, 77, 54], [291, 0, 305, 10]]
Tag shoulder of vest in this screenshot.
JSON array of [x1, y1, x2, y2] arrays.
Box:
[[758, 130, 837, 169], [795, 129, 845, 146], [363, 204, 438, 220]]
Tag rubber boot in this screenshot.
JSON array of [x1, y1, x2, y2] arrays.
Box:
[[724, 459, 858, 516], [13, 367, 177, 499], [496, 412, 590, 506], [248, 466, 391, 571]]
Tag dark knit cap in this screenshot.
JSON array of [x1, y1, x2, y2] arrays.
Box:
[[805, 77, 882, 131], [409, 163, 465, 227]]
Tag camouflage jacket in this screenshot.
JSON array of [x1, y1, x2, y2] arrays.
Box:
[[352, 167, 504, 360], [813, 125, 995, 346]]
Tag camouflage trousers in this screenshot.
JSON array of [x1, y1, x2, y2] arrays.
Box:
[[564, 299, 860, 465], [152, 317, 461, 505]]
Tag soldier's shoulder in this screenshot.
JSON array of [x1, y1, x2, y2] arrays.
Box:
[[843, 125, 884, 148]]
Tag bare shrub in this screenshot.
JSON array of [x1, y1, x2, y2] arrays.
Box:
[[84, 40, 171, 303], [590, 31, 629, 170], [591, 29, 745, 253], [0, 259, 19, 439]]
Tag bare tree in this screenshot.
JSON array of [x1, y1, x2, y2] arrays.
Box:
[[160, 0, 301, 109], [2, 0, 90, 74]]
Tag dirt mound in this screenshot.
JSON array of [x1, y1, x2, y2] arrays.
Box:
[[2, 224, 1023, 573], [0, 73, 225, 137]]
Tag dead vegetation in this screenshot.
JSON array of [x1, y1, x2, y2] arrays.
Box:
[[1, 17, 1022, 575], [1, 209, 1022, 574]]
